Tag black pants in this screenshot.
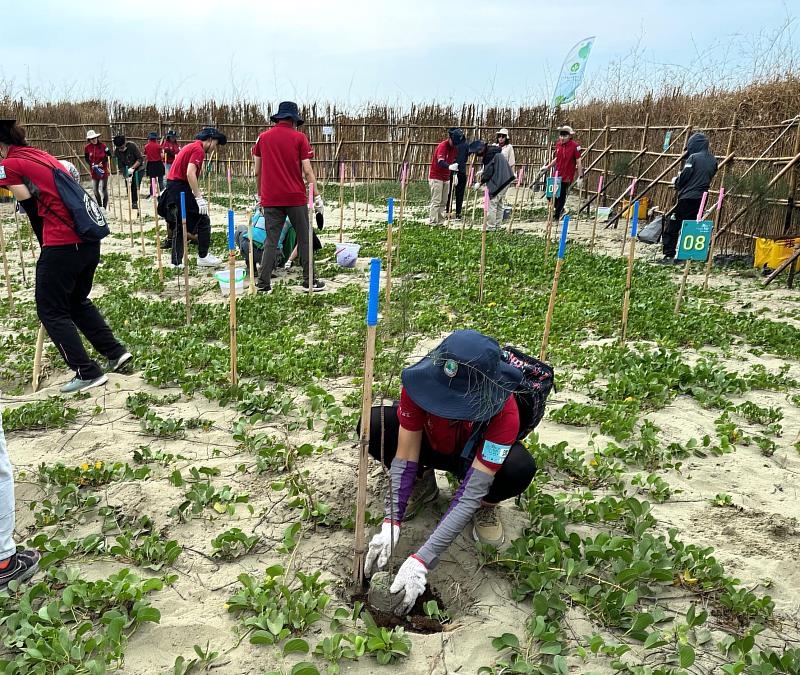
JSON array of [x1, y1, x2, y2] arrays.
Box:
[[91, 178, 108, 208], [365, 403, 537, 504], [455, 170, 467, 217], [36, 243, 126, 380], [663, 197, 702, 258], [126, 170, 142, 208], [553, 180, 572, 220], [258, 206, 313, 289], [146, 162, 165, 194], [159, 181, 211, 264]]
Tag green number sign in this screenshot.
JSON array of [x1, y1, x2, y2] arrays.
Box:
[[676, 220, 713, 261], [546, 177, 562, 198]]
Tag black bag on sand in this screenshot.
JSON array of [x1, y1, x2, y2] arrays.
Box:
[[638, 216, 663, 245]]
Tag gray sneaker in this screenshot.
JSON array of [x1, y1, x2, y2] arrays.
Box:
[[402, 469, 439, 521], [59, 374, 108, 394], [108, 352, 133, 372]]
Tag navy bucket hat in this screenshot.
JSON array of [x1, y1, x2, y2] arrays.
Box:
[[270, 101, 304, 126], [401, 330, 522, 421], [468, 139, 487, 155], [147, 131, 159, 140], [195, 127, 227, 144], [448, 127, 465, 145]]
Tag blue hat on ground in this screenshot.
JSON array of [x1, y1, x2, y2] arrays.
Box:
[[195, 127, 227, 144], [270, 101, 304, 127], [401, 330, 522, 421], [147, 131, 159, 140]]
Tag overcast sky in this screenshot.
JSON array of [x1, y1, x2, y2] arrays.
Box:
[[4, 0, 797, 108]]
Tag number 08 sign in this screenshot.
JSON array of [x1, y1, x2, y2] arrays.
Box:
[[677, 220, 713, 261]]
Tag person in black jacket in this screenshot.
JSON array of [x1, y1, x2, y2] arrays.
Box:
[[113, 134, 144, 210], [451, 128, 468, 221], [660, 132, 718, 263], [468, 140, 515, 228]]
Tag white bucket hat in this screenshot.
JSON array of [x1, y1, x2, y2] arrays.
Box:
[[497, 128, 509, 137], [557, 125, 575, 135], [86, 129, 101, 140]]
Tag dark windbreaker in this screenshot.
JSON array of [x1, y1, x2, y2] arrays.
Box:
[[480, 146, 515, 198], [675, 133, 717, 200]]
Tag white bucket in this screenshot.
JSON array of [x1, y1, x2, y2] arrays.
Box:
[[335, 243, 361, 268], [214, 268, 247, 296]]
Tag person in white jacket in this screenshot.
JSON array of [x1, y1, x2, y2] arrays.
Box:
[[496, 128, 516, 173]]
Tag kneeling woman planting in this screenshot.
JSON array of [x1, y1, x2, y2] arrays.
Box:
[[362, 330, 548, 615]]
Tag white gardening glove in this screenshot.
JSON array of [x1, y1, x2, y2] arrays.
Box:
[[364, 521, 401, 578], [670, 176, 678, 187], [195, 196, 209, 215], [475, 168, 483, 179], [452, 174, 459, 187], [539, 164, 549, 174], [448, 162, 459, 172], [473, 182, 481, 190], [576, 177, 584, 188], [389, 556, 428, 616], [314, 194, 324, 214]]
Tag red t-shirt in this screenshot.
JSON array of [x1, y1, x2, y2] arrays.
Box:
[[167, 140, 205, 182], [252, 121, 314, 207], [428, 139, 457, 182], [397, 387, 519, 471], [0, 146, 82, 247], [554, 139, 582, 182], [144, 140, 163, 162], [84, 142, 109, 180], [161, 139, 180, 162]]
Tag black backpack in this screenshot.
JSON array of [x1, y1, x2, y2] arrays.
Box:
[[459, 345, 555, 472], [21, 151, 110, 242]]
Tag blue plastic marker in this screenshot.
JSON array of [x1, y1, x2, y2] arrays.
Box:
[[367, 258, 381, 326], [557, 215, 570, 259], [631, 200, 640, 238], [388, 197, 394, 224], [227, 210, 235, 251], [180, 192, 186, 221]]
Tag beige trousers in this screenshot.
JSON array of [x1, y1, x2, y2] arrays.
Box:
[[488, 186, 509, 228], [429, 179, 449, 224]]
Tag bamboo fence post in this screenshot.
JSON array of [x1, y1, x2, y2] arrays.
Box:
[[590, 175, 604, 253], [385, 198, 394, 310], [543, 172, 558, 259], [353, 258, 381, 585], [227, 210, 238, 387], [479, 188, 489, 303], [180, 192, 191, 324], [540, 215, 570, 361], [12, 204, 27, 285], [150, 179, 164, 283], [308, 184, 314, 296], [32, 324, 46, 392], [338, 161, 345, 243], [620, 201, 640, 344], [674, 192, 708, 314], [782, 115, 800, 237], [619, 179, 637, 256], [0, 221, 13, 312]]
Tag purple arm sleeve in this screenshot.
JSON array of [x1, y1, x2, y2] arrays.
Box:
[[385, 458, 418, 525], [415, 468, 494, 568]]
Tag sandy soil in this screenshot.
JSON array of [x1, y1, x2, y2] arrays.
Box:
[[0, 183, 798, 674]]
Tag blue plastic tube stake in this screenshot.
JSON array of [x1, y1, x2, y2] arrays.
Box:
[[228, 210, 235, 251], [367, 258, 381, 326], [558, 215, 570, 259], [388, 197, 394, 224]]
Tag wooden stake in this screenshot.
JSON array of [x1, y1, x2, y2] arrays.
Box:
[[180, 192, 191, 324], [12, 204, 27, 285], [479, 188, 489, 303], [702, 189, 726, 291], [354, 258, 382, 585], [620, 201, 640, 343], [227, 210, 238, 387], [395, 163, 407, 264], [674, 193, 708, 314], [125, 175, 133, 237], [386, 198, 394, 309], [0, 219, 13, 312], [508, 166, 524, 231], [32, 324, 46, 392], [247, 214, 256, 296], [540, 216, 570, 361], [590, 175, 604, 253], [338, 161, 345, 243], [619, 179, 637, 256], [151, 179, 164, 283]]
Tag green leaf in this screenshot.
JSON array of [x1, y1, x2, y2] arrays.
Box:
[[250, 630, 275, 645], [290, 662, 320, 675], [679, 644, 695, 668], [136, 607, 161, 623], [284, 638, 310, 655]]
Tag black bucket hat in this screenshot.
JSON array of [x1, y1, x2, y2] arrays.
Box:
[[448, 127, 465, 145], [468, 139, 487, 155], [166, 129, 177, 138], [401, 330, 522, 421], [195, 127, 227, 145], [270, 101, 304, 126], [112, 134, 126, 147]]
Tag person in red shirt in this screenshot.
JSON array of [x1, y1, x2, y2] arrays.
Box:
[[427, 128, 460, 224], [252, 101, 324, 293], [158, 127, 226, 268], [143, 132, 166, 194], [83, 130, 110, 207], [360, 329, 537, 615], [0, 119, 131, 394], [541, 125, 583, 220], [160, 130, 180, 175]]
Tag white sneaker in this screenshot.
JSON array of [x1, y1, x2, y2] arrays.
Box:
[[284, 260, 294, 271], [197, 254, 221, 267]]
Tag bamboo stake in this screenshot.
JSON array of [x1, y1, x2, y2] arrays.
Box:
[[138, 185, 146, 256], [462, 165, 474, 240], [508, 167, 525, 232], [12, 203, 27, 285], [396, 163, 407, 262], [338, 161, 345, 243], [589, 175, 604, 253], [227, 210, 238, 387], [543, 172, 558, 259], [247, 213, 255, 296], [540, 215, 570, 361], [479, 188, 489, 303], [701, 189, 726, 290], [619, 179, 637, 256], [352, 162, 357, 230], [385, 198, 394, 309], [620, 201, 640, 344], [32, 324, 46, 392], [150, 179, 164, 283], [354, 258, 381, 585], [180, 192, 191, 324], [308, 184, 314, 296], [0, 220, 13, 312], [674, 192, 708, 314], [125, 175, 133, 238]]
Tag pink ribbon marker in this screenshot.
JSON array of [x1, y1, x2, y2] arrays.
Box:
[[401, 162, 408, 187], [597, 175, 604, 193], [696, 191, 708, 221], [468, 166, 474, 185], [630, 178, 637, 196], [340, 161, 345, 182], [483, 187, 489, 215], [516, 169, 522, 186], [716, 187, 725, 211]]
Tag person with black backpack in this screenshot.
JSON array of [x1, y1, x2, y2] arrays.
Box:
[[360, 329, 553, 616], [0, 119, 131, 394]]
